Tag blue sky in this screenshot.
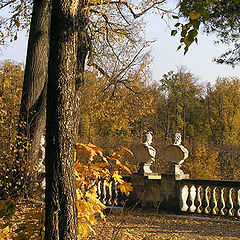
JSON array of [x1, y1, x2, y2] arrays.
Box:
[[145, 14, 240, 84], [1, 5, 240, 84]]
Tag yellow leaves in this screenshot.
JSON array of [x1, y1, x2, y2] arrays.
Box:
[[75, 143, 107, 162], [110, 148, 132, 174], [113, 171, 123, 183], [74, 142, 132, 237], [0, 226, 12, 240], [118, 182, 133, 196], [76, 187, 106, 238], [189, 12, 201, 20]]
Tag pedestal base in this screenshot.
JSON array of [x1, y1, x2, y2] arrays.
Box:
[[138, 162, 153, 174], [167, 164, 189, 180]]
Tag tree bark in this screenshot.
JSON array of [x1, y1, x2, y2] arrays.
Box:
[[16, 0, 51, 196], [44, 0, 88, 239]]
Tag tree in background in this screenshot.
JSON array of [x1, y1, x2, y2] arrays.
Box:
[[158, 67, 202, 142], [183, 144, 220, 179], [204, 77, 240, 179], [0, 60, 24, 197], [15, 0, 51, 197]]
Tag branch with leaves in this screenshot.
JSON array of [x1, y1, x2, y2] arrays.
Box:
[[74, 143, 133, 238]]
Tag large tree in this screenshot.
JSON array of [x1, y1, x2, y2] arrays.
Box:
[[44, 1, 166, 239], [44, 0, 86, 238], [15, 0, 51, 196]]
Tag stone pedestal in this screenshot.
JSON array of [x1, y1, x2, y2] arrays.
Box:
[[168, 164, 189, 180], [138, 163, 153, 174]]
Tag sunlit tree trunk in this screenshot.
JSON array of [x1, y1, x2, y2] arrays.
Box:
[[45, 0, 89, 239]]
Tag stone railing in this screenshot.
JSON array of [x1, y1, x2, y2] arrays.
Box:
[[95, 177, 131, 207], [179, 179, 240, 217], [95, 175, 240, 219]]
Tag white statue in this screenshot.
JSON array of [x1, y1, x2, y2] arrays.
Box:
[[142, 132, 156, 164], [165, 133, 189, 178], [133, 131, 156, 173], [173, 132, 182, 145]]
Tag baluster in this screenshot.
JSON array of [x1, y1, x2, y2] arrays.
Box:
[[234, 189, 240, 217], [210, 187, 218, 215], [202, 186, 210, 214], [114, 182, 119, 206], [94, 180, 98, 197], [217, 188, 225, 215], [102, 181, 107, 204], [98, 181, 103, 202], [188, 185, 197, 212], [194, 186, 202, 213], [226, 188, 234, 216], [108, 181, 113, 206], [105, 181, 111, 206], [117, 183, 125, 207], [180, 185, 189, 212]]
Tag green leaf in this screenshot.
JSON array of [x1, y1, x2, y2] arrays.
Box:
[[171, 30, 177, 36], [184, 46, 189, 55], [181, 29, 187, 37], [174, 23, 181, 27], [189, 12, 201, 20], [172, 15, 179, 19], [177, 45, 182, 51], [191, 20, 200, 30], [188, 29, 198, 40], [183, 36, 192, 47]]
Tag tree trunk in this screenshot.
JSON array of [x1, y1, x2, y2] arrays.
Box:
[[16, 0, 51, 196], [45, 0, 88, 239]]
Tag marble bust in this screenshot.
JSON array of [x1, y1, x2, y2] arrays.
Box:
[[141, 132, 156, 164], [165, 133, 189, 178], [133, 132, 156, 173]]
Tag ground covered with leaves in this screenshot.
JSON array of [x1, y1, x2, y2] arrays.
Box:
[[88, 209, 240, 240], [0, 200, 44, 240], [1, 201, 240, 240]]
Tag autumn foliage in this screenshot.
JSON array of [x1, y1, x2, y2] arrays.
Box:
[[74, 143, 132, 238], [2, 60, 240, 201]]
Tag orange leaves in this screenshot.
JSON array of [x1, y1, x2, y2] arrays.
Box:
[[109, 146, 133, 174], [118, 182, 133, 196], [74, 142, 132, 238], [112, 171, 133, 196], [75, 143, 107, 162]]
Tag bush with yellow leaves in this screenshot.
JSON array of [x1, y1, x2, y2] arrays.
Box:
[[74, 143, 133, 238]]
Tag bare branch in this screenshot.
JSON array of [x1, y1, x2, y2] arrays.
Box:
[[89, 61, 111, 78], [0, 0, 16, 10], [122, 1, 166, 19]]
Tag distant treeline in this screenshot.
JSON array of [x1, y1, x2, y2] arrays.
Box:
[[1, 61, 240, 186]]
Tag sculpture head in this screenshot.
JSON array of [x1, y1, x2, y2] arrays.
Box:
[[173, 133, 182, 145], [142, 131, 153, 146]]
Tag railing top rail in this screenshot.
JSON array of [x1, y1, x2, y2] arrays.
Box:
[[180, 178, 240, 188]]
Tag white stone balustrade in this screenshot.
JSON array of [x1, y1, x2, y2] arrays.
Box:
[[180, 180, 240, 217], [94, 176, 240, 219], [95, 178, 130, 207]]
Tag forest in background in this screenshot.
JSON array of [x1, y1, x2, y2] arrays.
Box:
[[1, 59, 240, 196], [1, 0, 240, 239]]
